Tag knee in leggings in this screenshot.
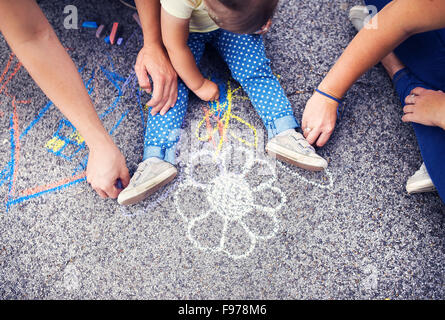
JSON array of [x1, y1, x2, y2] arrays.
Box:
[[231, 61, 272, 86]]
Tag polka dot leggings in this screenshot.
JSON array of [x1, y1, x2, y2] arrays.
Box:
[[143, 29, 300, 164]]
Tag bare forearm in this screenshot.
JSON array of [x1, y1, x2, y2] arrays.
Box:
[[167, 45, 204, 91], [135, 0, 162, 47], [15, 32, 112, 148], [320, 35, 405, 97], [319, 0, 445, 98], [0, 0, 112, 149], [319, 3, 408, 97]]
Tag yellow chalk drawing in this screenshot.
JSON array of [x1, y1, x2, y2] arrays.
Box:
[[195, 80, 258, 156], [45, 130, 83, 153], [69, 131, 84, 144], [45, 137, 66, 153]]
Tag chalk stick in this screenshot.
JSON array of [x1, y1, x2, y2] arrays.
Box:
[[82, 21, 98, 28], [104, 36, 110, 44], [133, 13, 142, 28], [110, 22, 119, 45], [116, 179, 123, 190], [95, 24, 105, 38], [117, 38, 123, 46]]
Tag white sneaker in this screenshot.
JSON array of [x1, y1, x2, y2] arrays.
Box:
[[349, 5, 371, 32], [117, 157, 177, 205], [406, 163, 436, 195], [266, 130, 328, 171]]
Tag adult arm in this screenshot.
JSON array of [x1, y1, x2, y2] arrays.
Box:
[[134, 0, 178, 116], [0, 0, 130, 198], [302, 0, 445, 147], [160, 8, 219, 101]]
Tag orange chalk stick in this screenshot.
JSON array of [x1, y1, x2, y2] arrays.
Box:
[[110, 22, 119, 45]]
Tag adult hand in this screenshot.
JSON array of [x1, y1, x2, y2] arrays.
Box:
[[301, 91, 339, 147], [403, 87, 445, 130], [134, 45, 178, 116], [86, 141, 130, 199]]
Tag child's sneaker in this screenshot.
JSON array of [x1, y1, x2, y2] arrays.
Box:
[[406, 163, 436, 194], [266, 130, 328, 171], [349, 5, 370, 31], [117, 157, 177, 205]]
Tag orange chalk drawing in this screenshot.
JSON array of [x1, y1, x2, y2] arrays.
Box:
[[0, 53, 87, 209], [196, 80, 258, 157]]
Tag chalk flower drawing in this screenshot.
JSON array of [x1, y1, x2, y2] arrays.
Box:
[[174, 147, 285, 260]]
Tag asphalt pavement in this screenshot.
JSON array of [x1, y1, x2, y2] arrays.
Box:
[[0, 0, 444, 299]]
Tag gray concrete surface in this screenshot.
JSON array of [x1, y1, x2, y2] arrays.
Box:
[[0, 0, 444, 299]]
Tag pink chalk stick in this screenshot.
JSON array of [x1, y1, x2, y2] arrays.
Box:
[[133, 13, 142, 28], [96, 24, 104, 38], [110, 22, 119, 45]]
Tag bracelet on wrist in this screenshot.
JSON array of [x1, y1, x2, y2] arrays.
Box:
[[314, 88, 343, 104], [314, 88, 345, 118]]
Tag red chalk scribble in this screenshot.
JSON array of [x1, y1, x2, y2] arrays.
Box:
[[10, 98, 21, 197], [201, 105, 228, 151], [0, 57, 22, 96], [19, 172, 86, 197], [202, 106, 216, 148]]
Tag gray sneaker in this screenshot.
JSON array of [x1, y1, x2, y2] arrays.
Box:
[[117, 157, 177, 205], [406, 163, 436, 195], [349, 5, 371, 32], [266, 130, 328, 171]]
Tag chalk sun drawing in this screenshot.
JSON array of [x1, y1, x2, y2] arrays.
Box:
[[174, 146, 285, 260]]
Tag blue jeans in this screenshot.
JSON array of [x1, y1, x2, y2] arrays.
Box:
[[367, 0, 445, 202], [143, 29, 299, 164]]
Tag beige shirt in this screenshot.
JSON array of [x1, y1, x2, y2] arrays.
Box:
[[160, 0, 219, 33]]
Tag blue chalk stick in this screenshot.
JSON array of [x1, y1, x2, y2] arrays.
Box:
[[104, 36, 110, 44], [117, 38, 123, 46], [116, 179, 123, 189], [82, 21, 98, 28]]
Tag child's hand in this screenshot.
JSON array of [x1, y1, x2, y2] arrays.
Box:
[[194, 79, 220, 101], [254, 19, 272, 35], [403, 88, 445, 130]]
